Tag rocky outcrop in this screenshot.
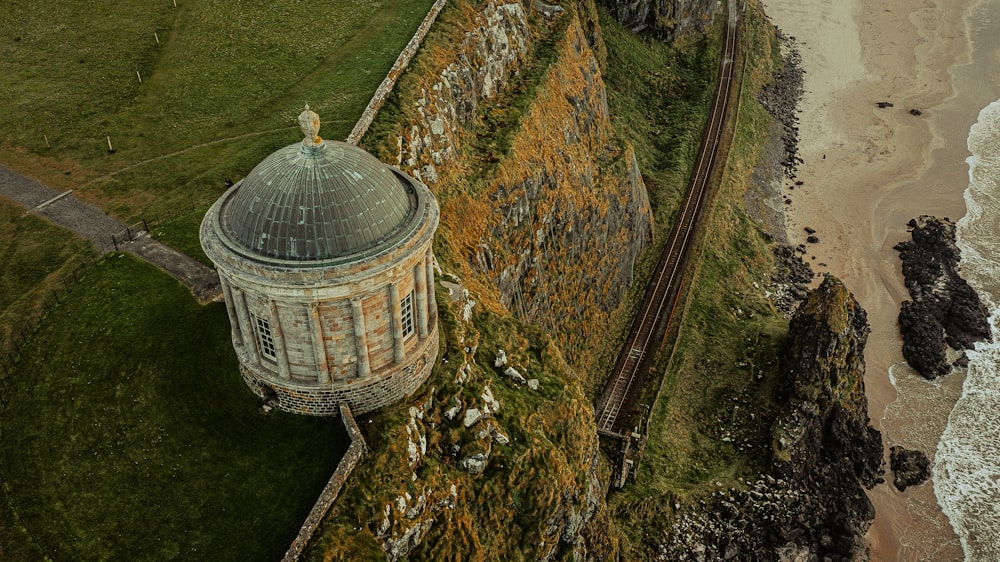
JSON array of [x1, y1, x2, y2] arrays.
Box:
[[769, 244, 813, 316], [657, 276, 884, 560], [890, 446, 931, 492], [894, 215, 991, 379], [367, 0, 653, 376], [600, 0, 718, 40]]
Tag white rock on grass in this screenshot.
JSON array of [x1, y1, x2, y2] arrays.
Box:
[[504, 366, 526, 385], [464, 408, 483, 428], [494, 348, 508, 367]]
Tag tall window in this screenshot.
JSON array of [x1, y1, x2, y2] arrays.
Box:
[[253, 313, 276, 360], [401, 291, 415, 338]]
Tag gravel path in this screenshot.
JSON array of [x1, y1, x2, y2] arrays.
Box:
[[0, 164, 221, 303]]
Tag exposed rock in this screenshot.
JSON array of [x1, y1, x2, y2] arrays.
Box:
[[803, 226, 815, 234], [504, 365, 527, 385], [876, 101, 894, 108], [890, 446, 931, 491], [528, 378, 540, 390], [462, 453, 489, 475], [657, 276, 884, 561], [806, 234, 819, 244], [494, 348, 508, 367], [770, 244, 814, 316], [490, 425, 510, 445], [464, 408, 483, 428], [894, 215, 991, 379], [910, 108, 923, 116], [600, 0, 718, 40]]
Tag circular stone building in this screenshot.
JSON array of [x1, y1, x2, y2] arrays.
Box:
[[200, 107, 439, 416]]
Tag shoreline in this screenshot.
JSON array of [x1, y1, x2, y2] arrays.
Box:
[[759, 0, 996, 559]]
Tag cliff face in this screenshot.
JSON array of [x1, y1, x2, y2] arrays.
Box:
[[599, 0, 718, 40], [369, 0, 652, 377], [658, 276, 884, 560], [309, 2, 659, 558]]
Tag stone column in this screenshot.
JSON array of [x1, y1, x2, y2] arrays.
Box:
[[415, 260, 428, 339], [425, 252, 437, 325], [310, 303, 330, 384], [351, 298, 371, 378], [233, 287, 259, 366], [219, 277, 243, 346], [388, 284, 405, 363], [269, 300, 291, 380]]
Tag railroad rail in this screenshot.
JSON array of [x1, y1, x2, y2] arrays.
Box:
[[595, 0, 742, 442]]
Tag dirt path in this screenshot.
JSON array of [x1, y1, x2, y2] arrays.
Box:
[[0, 164, 221, 304]]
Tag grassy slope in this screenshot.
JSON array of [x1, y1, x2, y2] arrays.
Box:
[[0, 255, 348, 560], [602, 3, 789, 555], [0, 0, 434, 222]]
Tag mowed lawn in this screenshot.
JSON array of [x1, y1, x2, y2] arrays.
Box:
[[0, 255, 348, 560], [0, 0, 435, 222]]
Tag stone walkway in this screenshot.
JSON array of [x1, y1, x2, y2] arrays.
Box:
[[0, 165, 221, 303]]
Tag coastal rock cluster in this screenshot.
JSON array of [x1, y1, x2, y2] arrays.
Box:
[[757, 37, 804, 181], [894, 215, 991, 379], [657, 276, 884, 561], [769, 244, 814, 316]]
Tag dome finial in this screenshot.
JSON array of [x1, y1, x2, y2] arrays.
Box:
[[298, 104, 322, 147]]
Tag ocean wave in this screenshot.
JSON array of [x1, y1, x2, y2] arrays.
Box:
[[937, 97, 1000, 562]]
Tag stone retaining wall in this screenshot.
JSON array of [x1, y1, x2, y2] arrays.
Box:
[[346, 0, 448, 145], [282, 404, 368, 562]]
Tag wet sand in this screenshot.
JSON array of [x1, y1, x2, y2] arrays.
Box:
[[758, 0, 999, 559]]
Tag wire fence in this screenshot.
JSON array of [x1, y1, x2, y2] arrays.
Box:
[[0, 248, 106, 562], [101, 202, 204, 254]]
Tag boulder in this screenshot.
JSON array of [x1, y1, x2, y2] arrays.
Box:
[[890, 446, 931, 491]]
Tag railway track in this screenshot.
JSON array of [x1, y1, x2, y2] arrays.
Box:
[[595, 0, 742, 439]]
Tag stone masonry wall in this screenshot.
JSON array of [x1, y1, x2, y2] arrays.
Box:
[[346, 0, 448, 145], [240, 330, 437, 416], [282, 404, 368, 562]]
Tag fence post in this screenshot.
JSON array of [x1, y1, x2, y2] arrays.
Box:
[[126, 227, 132, 242], [143, 218, 149, 233], [112, 234, 119, 252]]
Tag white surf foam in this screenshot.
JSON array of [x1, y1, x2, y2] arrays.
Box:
[[936, 97, 1000, 562]]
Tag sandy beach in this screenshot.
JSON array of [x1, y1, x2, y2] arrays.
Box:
[[759, 0, 1000, 559]]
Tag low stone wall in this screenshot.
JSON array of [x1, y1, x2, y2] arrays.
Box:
[[346, 0, 448, 145], [282, 404, 368, 562]]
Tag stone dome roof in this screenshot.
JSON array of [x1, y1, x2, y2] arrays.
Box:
[[217, 107, 419, 262]]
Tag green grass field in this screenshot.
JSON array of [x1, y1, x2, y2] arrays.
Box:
[[0, 0, 435, 222], [0, 1, 435, 558], [0, 255, 348, 560]]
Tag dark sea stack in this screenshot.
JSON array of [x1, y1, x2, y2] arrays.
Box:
[[656, 276, 884, 561], [890, 446, 931, 492], [895, 215, 991, 379]]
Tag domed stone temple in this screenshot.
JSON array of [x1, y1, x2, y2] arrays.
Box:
[[201, 106, 440, 415]]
